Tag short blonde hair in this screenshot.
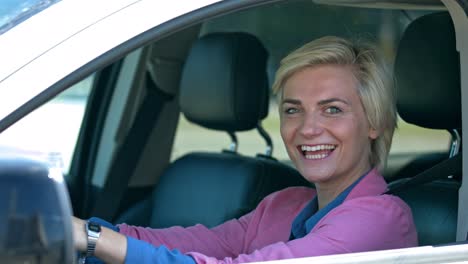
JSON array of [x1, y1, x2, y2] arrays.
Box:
[[272, 36, 396, 171]]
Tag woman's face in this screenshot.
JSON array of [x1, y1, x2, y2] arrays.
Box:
[[280, 65, 378, 190]]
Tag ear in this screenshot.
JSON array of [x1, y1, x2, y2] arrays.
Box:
[[368, 127, 379, 140]]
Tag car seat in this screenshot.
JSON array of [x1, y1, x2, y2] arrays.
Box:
[[391, 11, 461, 246], [116, 32, 310, 228]]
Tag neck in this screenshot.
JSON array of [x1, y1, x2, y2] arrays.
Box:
[[316, 166, 371, 210]]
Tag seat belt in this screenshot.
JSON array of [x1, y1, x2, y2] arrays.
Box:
[[91, 72, 173, 221], [385, 153, 462, 195]]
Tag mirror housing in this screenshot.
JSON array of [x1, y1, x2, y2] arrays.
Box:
[[0, 155, 74, 263]]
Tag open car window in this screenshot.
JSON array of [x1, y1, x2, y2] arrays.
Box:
[[0, 75, 94, 174], [0, 0, 467, 263]]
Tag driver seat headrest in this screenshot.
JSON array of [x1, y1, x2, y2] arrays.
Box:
[[395, 12, 460, 130], [179, 32, 269, 132]]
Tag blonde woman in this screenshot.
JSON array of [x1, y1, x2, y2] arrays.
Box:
[[74, 36, 417, 264]]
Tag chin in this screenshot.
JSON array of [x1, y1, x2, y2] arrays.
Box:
[[299, 167, 335, 184]]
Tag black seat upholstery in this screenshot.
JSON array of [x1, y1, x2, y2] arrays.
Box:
[[116, 32, 309, 228], [392, 12, 461, 246]]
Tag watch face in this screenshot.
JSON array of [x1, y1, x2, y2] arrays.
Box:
[[88, 222, 101, 232]]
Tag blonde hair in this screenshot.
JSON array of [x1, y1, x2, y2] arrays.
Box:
[[272, 36, 396, 171]]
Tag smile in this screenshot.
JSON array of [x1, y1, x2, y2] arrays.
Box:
[[299, 144, 336, 160]]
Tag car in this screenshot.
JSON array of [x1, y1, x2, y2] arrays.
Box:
[[0, 0, 467, 263]]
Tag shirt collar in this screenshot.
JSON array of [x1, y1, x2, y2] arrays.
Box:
[[345, 168, 388, 200], [290, 168, 386, 240]]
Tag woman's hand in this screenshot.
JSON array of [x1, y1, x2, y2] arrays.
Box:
[[73, 216, 87, 252]]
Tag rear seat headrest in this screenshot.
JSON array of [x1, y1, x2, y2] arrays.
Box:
[[180, 32, 269, 132], [395, 12, 461, 130]]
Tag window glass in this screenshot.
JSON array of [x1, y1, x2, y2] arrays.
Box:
[[172, 112, 285, 161], [0, 75, 94, 174], [390, 117, 450, 154]]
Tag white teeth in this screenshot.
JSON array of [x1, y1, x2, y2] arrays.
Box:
[[300, 144, 335, 160], [301, 144, 335, 152], [305, 153, 328, 160]]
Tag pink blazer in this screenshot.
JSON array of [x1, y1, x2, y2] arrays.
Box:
[[118, 169, 418, 263]]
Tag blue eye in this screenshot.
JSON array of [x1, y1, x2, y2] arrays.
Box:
[[284, 108, 299, 114], [325, 106, 342, 114]]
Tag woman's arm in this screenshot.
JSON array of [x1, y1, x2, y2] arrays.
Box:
[[117, 187, 312, 260], [73, 212, 256, 263], [73, 187, 314, 263], [117, 211, 253, 258]]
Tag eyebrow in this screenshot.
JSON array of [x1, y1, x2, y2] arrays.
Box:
[[317, 98, 350, 106], [281, 97, 350, 106], [281, 98, 301, 105]]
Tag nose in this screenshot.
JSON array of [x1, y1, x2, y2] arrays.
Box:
[[299, 112, 324, 138]]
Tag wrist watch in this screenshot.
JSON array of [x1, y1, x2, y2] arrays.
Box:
[[85, 220, 102, 257]]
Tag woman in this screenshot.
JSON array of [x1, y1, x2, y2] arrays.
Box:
[[74, 36, 417, 263]]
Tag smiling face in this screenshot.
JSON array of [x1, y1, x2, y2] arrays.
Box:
[[280, 65, 378, 191]]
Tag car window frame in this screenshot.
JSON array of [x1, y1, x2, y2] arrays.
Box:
[[441, 0, 468, 242]]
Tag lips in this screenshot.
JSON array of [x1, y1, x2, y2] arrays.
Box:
[[298, 144, 336, 160]]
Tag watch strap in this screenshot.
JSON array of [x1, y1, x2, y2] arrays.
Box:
[[85, 221, 101, 257]]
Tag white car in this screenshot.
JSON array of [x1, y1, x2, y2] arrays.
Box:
[[0, 0, 467, 263]]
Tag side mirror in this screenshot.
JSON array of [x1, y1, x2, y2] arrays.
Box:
[[0, 155, 74, 263]]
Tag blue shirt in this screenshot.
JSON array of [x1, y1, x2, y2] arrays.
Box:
[[290, 172, 367, 240]]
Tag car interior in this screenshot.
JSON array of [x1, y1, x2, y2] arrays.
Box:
[[49, 0, 462, 250]]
